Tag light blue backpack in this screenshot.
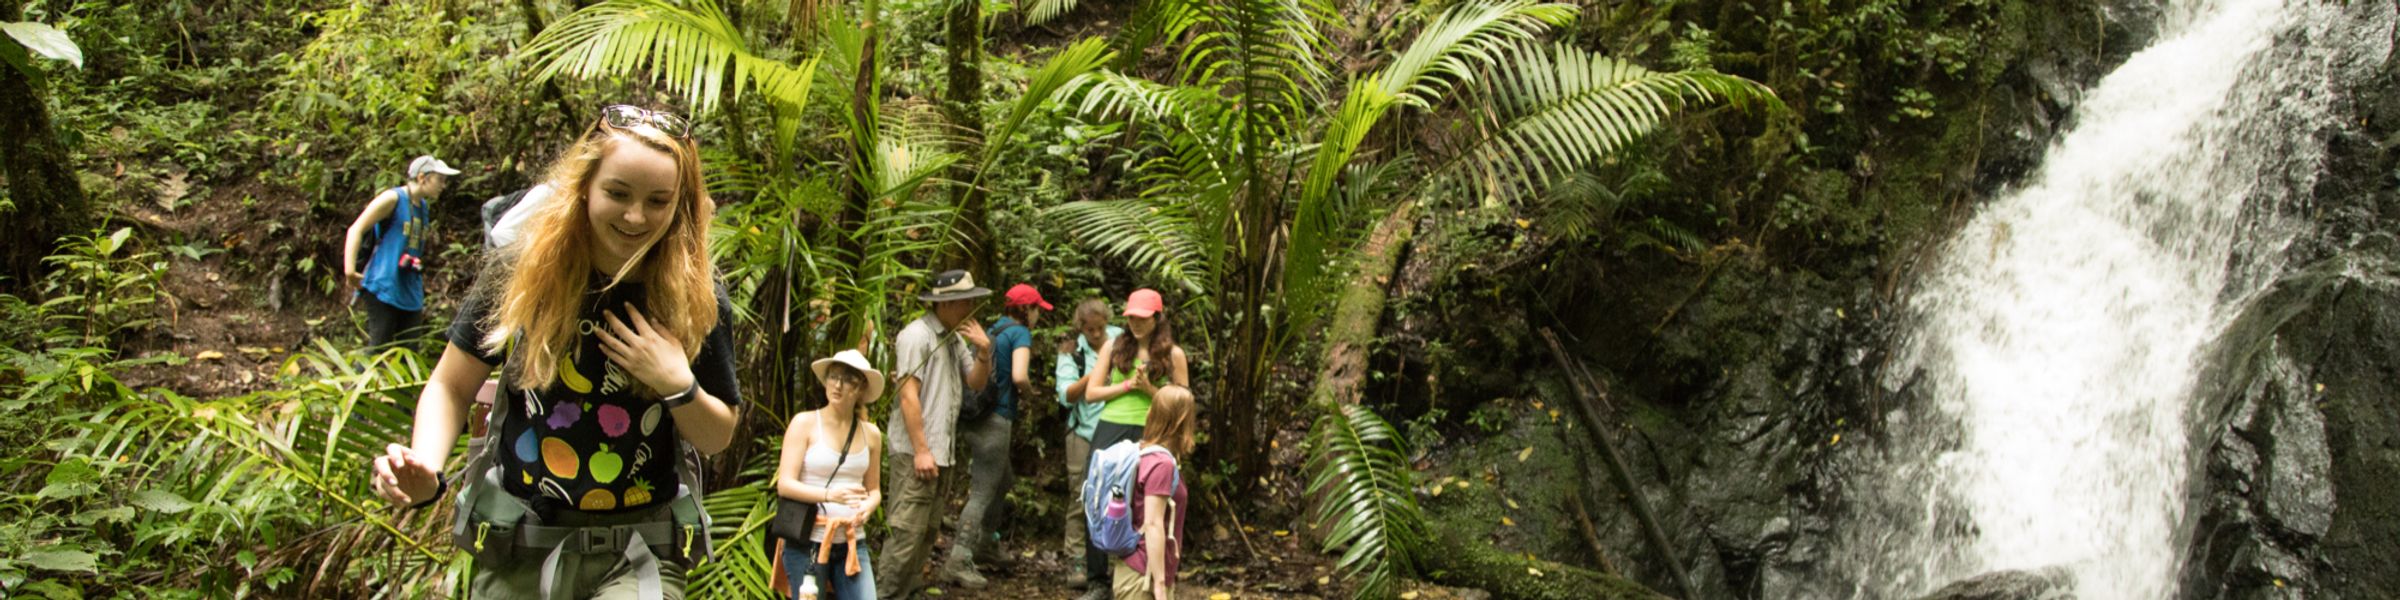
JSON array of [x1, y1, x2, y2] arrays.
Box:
[[1083, 440, 1178, 557]]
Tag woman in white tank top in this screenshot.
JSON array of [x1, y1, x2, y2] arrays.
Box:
[[775, 350, 887, 599]]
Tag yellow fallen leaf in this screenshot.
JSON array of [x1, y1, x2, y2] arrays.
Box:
[[1548, 409, 1560, 421], [1318, 576, 1331, 586], [1502, 516, 1515, 527], [1429, 482, 1444, 497], [195, 350, 225, 361], [1517, 447, 1534, 462], [1514, 218, 1530, 229], [1836, 308, 1847, 319], [1505, 497, 1520, 510], [2274, 579, 2285, 588], [1528, 567, 1544, 577], [2314, 383, 2325, 393], [1212, 594, 1233, 600], [1273, 530, 1291, 537], [1831, 434, 1842, 446], [1401, 592, 1421, 600], [1456, 480, 1471, 489]]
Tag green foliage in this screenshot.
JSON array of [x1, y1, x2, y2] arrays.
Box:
[[1305, 403, 1426, 598], [38, 227, 168, 343]]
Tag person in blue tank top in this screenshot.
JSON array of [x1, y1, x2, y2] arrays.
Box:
[[344, 154, 460, 350]]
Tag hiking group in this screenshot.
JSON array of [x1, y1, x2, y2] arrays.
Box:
[[362, 104, 1198, 600]]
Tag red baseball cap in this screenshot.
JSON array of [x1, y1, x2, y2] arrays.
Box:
[[1004, 284, 1053, 310], [1123, 288, 1164, 317]]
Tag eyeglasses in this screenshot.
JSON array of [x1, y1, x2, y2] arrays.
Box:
[[597, 105, 692, 139]]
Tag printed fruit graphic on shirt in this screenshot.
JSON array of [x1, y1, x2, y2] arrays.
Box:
[[541, 437, 580, 479], [589, 444, 624, 484], [579, 488, 616, 511], [624, 479, 655, 507], [640, 404, 663, 435], [546, 400, 583, 430], [598, 404, 631, 437], [513, 430, 539, 462], [558, 354, 594, 393]]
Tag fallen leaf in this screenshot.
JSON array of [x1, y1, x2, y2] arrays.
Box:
[[1429, 482, 1444, 497], [195, 350, 225, 361], [1517, 447, 1535, 462], [1212, 594, 1234, 600], [2314, 383, 2325, 393], [1506, 497, 1520, 510], [1317, 576, 1331, 586], [1401, 592, 1421, 600], [1528, 567, 1544, 577], [1513, 218, 1530, 229], [1548, 409, 1560, 421], [1273, 530, 1291, 537], [2274, 579, 2285, 588], [1501, 516, 1515, 527], [1836, 308, 1847, 319], [1830, 434, 1842, 446]]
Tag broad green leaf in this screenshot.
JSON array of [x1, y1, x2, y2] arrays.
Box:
[[2, 21, 82, 68], [130, 488, 197, 514], [23, 548, 99, 573]]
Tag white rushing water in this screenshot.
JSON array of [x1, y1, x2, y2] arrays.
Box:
[[1829, 0, 2383, 597]]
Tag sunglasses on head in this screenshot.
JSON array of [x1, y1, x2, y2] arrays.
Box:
[[594, 104, 692, 139]]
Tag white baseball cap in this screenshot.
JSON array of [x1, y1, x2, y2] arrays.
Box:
[[408, 155, 461, 178]]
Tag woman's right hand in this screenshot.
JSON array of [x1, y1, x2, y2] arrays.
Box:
[[826, 485, 869, 508], [372, 443, 442, 507]]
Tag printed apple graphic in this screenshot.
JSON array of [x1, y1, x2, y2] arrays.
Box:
[[546, 400, 583, 430], [590, 444, 624, 484], [598, 404, 631, 437], [541, 437, 580, 479]]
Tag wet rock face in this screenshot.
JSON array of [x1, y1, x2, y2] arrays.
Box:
[[2185, 3, 2400, 598], [2192, 245, 2400, 600], [1915, 568, 2076, 600]]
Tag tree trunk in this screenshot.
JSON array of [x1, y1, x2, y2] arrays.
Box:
[[943, 0, 988, 275], [0, 1, 91, 293], [1306, 203, 1415, 408]]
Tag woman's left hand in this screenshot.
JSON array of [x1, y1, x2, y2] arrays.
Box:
[[598, 304, 695, 398]]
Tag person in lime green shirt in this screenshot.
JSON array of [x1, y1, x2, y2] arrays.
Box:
[[1073, 288, 1188, 600]]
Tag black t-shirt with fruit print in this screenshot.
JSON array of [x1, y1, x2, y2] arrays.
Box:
[[449, 274, 741, 516]]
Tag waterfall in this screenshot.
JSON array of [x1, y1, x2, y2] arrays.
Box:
[[1823, 0, 2382, 597]]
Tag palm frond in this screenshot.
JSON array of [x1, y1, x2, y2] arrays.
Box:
[[520, 0, 817, 114], [1109, 0, 1205, 71], [1024, 0, 1083, 26], [980, 37, 1115, 175], [1462, 42, 1779, 204], [1048, 199, 1212, 293], [1181, 0, 1339, 141], [1373, 0, 1576, 108], [1305, 403, 1426, 598], [687, 456, 783, 599]]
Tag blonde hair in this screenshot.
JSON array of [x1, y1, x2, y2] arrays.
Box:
[[480, 121, 717, 391], [1143, 385, 1198, 458]]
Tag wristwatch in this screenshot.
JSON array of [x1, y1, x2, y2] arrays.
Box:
[[659, 380, 701, 410]]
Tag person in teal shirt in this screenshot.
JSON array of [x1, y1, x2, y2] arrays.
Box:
[[1073, 288, 1187, 600], [1053, 298, 1121, 589]]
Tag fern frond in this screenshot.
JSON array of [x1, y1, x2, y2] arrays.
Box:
[[1048, 199, 1211, 293], [1461, 42, 1779, 204], [522, 0, 817, 113], [1305, 403, 1426, 598]]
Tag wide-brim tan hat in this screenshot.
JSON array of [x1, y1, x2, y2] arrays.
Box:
[[810, 349, 886, 403], [917, 269, 993, 302]]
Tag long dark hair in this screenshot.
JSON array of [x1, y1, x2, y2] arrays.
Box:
[[1111, 311, 1176, 381]]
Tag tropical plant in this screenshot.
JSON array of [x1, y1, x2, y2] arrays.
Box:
[[38, 227, 169, 343], [1050, 0, 1778, 485], [1305, 402, 1425, 597]]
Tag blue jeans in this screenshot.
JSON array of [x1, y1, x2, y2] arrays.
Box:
[[786, 541, 875, 600]]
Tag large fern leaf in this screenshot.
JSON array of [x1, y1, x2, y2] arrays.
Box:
[[1306, 403, 1426, 598], [1464, 42, 1779, 204], [519, 0, 816, 114]]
